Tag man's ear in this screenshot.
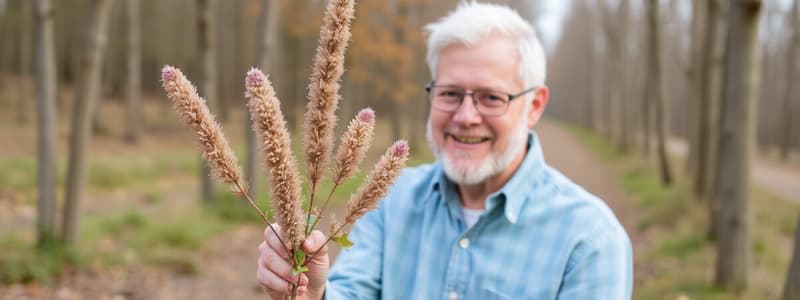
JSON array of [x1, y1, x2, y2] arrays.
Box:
[[527, 86, 549, 128]]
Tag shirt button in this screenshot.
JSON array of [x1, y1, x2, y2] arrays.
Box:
[[449, 291, 458, 300], [459, 238, 469, 249]]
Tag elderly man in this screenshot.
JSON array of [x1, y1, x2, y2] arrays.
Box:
[[257, 2, 632, 299]]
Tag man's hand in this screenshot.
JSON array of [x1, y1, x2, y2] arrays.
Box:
[[257, 225, 329, 300]]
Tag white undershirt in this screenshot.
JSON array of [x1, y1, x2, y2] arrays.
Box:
[[461, 207, 485, 229]]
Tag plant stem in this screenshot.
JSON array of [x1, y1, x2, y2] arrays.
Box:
[[234, 182, 291, 257], [308, 184, 340, 232], [304, 182, 317, 235]]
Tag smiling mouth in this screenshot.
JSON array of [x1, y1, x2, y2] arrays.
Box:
[[450, 135, 490, 144]]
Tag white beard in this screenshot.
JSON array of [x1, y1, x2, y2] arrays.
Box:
[[426, 113, 530, 186]]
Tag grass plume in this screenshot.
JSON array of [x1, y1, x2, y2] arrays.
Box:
[[160, 66, 245, 193], [302, 0, 356, 188], [332, 108, 376, 185], [344, 140, 409, 225], [245, 68, 306, 249]]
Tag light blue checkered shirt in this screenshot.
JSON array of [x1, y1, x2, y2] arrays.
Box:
[[325, 132, 633, 299]]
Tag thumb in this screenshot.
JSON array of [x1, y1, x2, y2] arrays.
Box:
[[303, 230, 329, 258], [302, 230, 329, 291]]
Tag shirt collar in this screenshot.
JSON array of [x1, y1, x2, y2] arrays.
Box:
[[428, 131, 546, 224]]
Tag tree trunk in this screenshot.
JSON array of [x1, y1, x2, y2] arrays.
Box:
[[197, 0, 218, 203], [780, 0, 798, 161], [124, 0, 141, 143], [703, 0, 727, 239], [599, 0, 629, 150], [784, 214, 800, 300], [647, 0, 672, 186], [17, 0, 33, 125], [618, 0, 631, 153], [156, 0, 173, 120], [687, 0, 706, 177], [642, 77, 651, 158], [714, 0, 762, 291], [586, 39, 595, 130], [62, 0, 115, 245], [0, 5, 11, 73], [34, 0, 58, 246]]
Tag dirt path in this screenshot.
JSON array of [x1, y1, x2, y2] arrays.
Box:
[[666, 137, 800, 203]]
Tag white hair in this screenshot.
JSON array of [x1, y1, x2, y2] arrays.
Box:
[[424, 1, 547, 90]]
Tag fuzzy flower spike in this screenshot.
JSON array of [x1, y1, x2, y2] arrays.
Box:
[[309, 108, 376, 231], [333, 108, 376, 185], [245, 68, 306, 250], [160, 65, 245, 193], [303, 0, 356, 188], [344, 140, 409, 225]]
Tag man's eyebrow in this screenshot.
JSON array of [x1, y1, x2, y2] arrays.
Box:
[[435, 83, 510, 92]]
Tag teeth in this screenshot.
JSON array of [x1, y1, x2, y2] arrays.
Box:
[[453, 135, 485, 144]]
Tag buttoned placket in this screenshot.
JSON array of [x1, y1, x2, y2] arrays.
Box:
[[442, 195, 496, 300]]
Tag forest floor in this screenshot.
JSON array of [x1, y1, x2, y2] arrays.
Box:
[[666, 137, 800, 203], [0, 118, 646, 300], [1, 105, 798, 299]]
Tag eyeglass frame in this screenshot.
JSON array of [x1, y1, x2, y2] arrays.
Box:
[[424, 81, 538, 117]]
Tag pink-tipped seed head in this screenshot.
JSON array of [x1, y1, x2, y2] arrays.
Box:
[[392, 140, 409, 157], [246, 68, 265, 88], [357, 107, 376, 123], [161, 65, 178, 82]]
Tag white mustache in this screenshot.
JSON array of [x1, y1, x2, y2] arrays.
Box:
[[444, 126, 491, 138]]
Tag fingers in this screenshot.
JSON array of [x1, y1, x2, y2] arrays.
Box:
[[257, 238, 310, 297], [264, 225, 289, 259], [258, 225, 329, 298], [258, 247, 309, 285], [256, 263, 308, 296]]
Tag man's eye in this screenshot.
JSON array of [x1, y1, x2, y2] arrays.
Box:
[[439, 90, 462, 98], [480, 93, 506, 102]]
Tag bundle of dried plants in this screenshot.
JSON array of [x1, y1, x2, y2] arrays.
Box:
[[160, 0, 408, 298]]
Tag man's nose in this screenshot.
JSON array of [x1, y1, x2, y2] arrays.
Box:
[[452, 95, 483, 124]]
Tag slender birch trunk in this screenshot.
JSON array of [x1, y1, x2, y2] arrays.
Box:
[[62, 0, 115, 245], [646, 0, 672, 185], [34, 0, 58, 246], [125, 0, 141, 143], [780, 0, 798, 161], [197, 0, 218, 203]]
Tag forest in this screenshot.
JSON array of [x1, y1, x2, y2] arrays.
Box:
[[0, 0, 798, 299]]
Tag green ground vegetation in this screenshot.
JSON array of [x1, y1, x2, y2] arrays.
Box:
[[563, 122, 799, 300], [0, 139, 432, 284]]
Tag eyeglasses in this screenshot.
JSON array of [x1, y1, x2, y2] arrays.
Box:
[[425, 82, 537, 117]]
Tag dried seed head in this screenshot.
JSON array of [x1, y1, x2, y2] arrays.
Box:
[[392, 140, 410, 157], [160, 65, 246, 193], [344, 140, 409, 225], [332, 108, 376, 185], [302, 0, 356, 188], [357, 107, 375, 123], [245, 68, 305, 249]]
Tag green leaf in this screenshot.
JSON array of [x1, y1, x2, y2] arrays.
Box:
[[291, 265, 309, 276], [333, 233, 354, 249], [293, 249, 307, 266], [307, 215, 318, 229]]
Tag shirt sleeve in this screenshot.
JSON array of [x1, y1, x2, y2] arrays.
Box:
[[324, 200, 385, 300], [556, 225, 633, 300]]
